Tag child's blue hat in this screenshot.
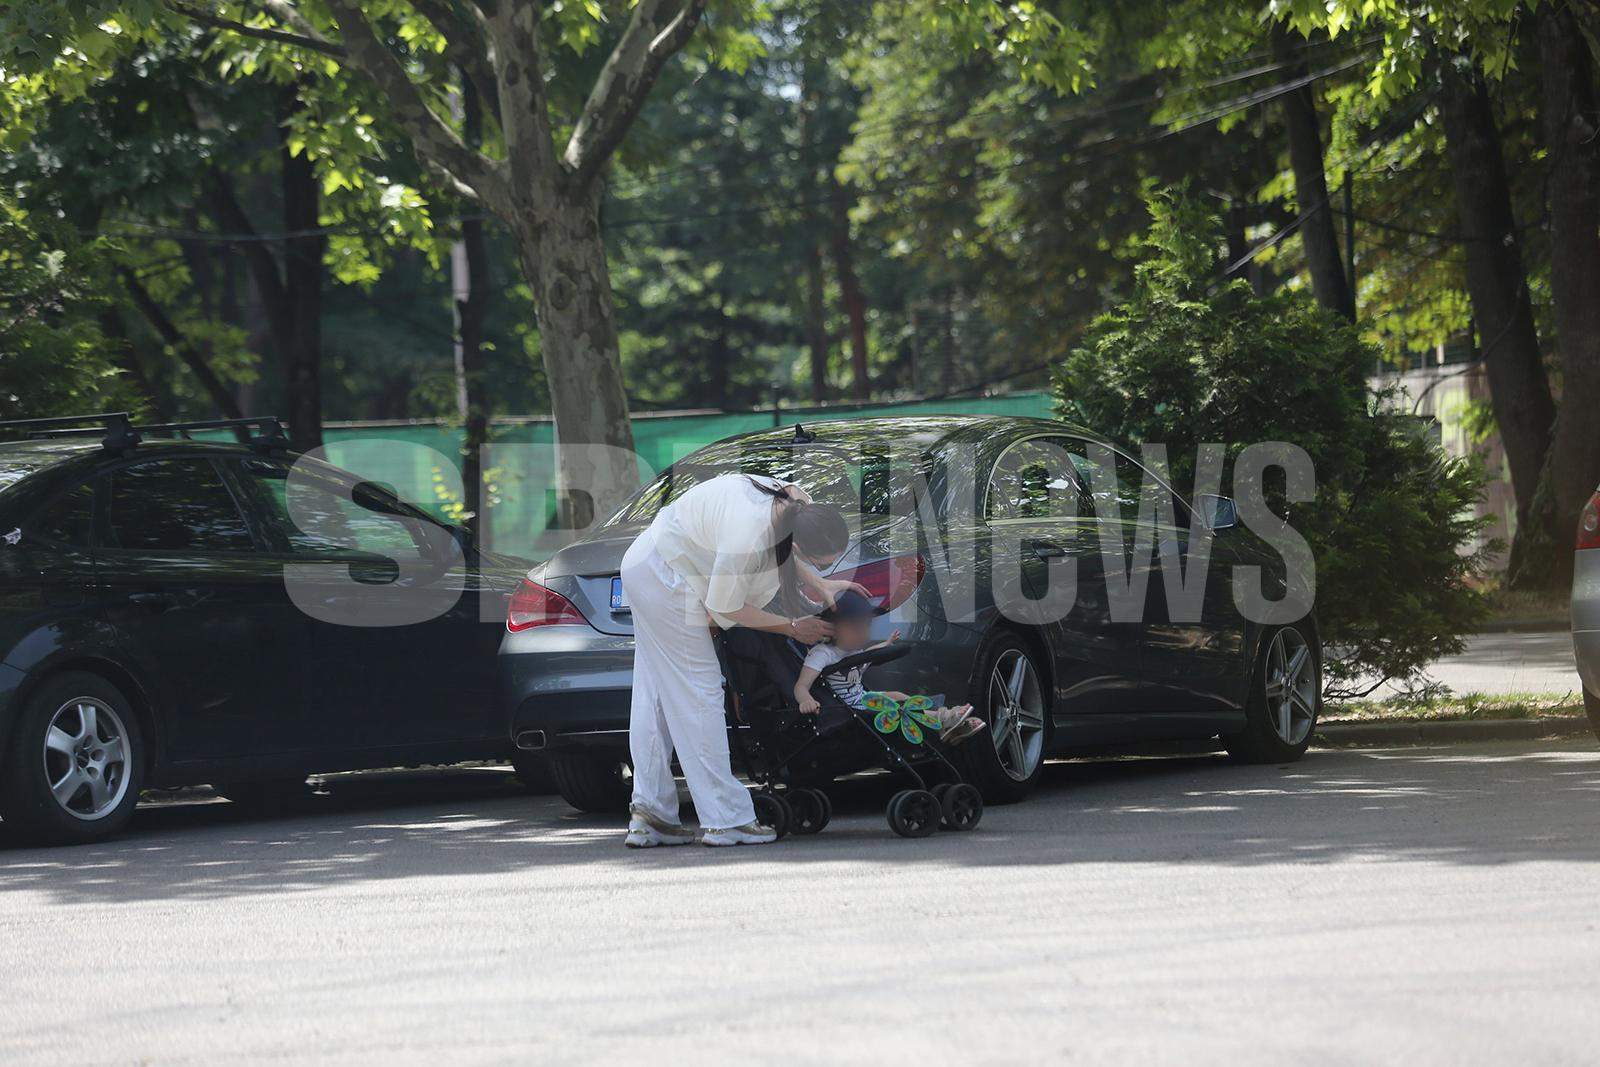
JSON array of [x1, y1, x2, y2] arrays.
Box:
[[823, 589, 877, 621]]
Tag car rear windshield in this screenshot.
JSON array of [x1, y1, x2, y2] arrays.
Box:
[[605, 442, 934, 527], [0, 448, 79, 495]]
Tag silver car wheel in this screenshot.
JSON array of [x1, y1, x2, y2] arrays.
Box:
[[987, 648, 1046, 782], [1263, 627, 1317, 746], [42, 697, 132, 821]]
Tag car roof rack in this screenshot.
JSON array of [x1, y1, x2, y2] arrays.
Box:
[[138, 416, 290, 451], [0, 413, 288, 453], [0, 412, 141, 451]]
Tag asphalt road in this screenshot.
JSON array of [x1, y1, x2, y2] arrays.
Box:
[[1374, 629, 1582, 697], [4, 738, 1600, 1065]]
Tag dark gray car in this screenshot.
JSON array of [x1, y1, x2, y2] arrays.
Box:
[[500, 415, 1321, 813]]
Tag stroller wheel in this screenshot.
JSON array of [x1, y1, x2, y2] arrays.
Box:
[[940, 783, 984, 831], [931, 782, 953, 806], [753, 791, 792, 839], [787, 788, 830, 835], [886, 789, 940, 839]]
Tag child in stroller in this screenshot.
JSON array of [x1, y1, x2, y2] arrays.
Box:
[[794, 591, 985, 747], [715, 592, 988, 839]]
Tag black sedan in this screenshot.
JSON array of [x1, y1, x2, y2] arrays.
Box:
[[0, 415, 530, 844], [501, 415, 1322, 815]]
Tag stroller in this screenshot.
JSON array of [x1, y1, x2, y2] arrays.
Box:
[[714, 627, 985, 839]]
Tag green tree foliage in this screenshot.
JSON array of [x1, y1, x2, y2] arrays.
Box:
[[0, 198, 136, 418], [1056, 190, 1490, 694]]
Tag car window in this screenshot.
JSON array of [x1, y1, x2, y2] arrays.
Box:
[[1063, 439, 1189, 529], [986, 438, 1086, 522], [104, 458, 255, 553], [233, 458, 431, 561], [30, 481, 95, 547]]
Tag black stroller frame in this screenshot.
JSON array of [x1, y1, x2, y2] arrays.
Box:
[[713, 627, 985, 839]]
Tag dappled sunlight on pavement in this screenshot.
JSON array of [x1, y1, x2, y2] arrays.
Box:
[[3, 740, 1600, 1063]]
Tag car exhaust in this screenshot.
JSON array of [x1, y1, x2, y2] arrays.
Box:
[[515, 730, 547, 751]]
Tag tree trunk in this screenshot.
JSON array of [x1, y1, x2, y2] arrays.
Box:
[[1436, 53, 1556, 545], [453, 216, 490, 536], [452, 73, 491, 538], [708, 293, 731, 410], [828, 177, 870, 401], [119, 268, 245, 423], [512, 183, 638, 531], [218, 243, 257, 414], [803, 240, 829, 403], [798, 57, 829, 404], [1532, 5, 1600, 587], [98, 309, 169, 420], [1270, 23, 1354, 322], [280, 105, 324, 451]]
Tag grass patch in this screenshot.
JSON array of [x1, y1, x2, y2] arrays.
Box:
[[1325, 691, 1585, 723]]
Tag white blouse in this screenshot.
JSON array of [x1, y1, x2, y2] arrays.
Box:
[[650, 473, 794, 627]]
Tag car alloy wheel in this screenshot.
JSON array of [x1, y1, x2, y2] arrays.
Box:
[[987, 648, 1047, 782], [43, 697, 132, 821], [1262, 626, 1317, 747]]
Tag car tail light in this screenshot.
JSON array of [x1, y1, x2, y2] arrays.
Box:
[[846, 553, 926, 613], [1579, 490, 1600, 551], [507, 579, 587, 632]]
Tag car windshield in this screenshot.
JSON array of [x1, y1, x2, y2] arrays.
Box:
[[605, 441, 934, 527]]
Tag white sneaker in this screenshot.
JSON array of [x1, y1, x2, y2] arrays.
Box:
[[624, 809, 696, 849], [700, 822, 779, 847]]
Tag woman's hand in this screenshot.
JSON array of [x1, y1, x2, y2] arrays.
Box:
[[809, 575, 871, 608], [788, 615, 833, 644]]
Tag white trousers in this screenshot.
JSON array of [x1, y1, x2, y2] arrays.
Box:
[[624, 526, 756, 831]]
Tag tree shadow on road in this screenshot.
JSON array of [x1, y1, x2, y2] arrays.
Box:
[[3, 741, 1599, 905]]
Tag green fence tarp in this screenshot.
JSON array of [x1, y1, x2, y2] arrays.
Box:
[[256, 391, 1052, 557]]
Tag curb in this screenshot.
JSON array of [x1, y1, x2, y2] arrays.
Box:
[[1471, 620, 1570, 635], [1316, 716, 1591, 747]]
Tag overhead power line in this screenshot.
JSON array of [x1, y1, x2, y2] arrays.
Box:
[[604, 31, 1382, 201], [84, 46, 1374, 246]]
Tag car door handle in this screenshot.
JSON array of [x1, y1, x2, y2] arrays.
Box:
[[126, 591, 173, 610], [1032, 544, 1069, 559]]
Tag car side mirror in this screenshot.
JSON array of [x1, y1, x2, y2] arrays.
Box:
[[1196, 494, 1238, 531]]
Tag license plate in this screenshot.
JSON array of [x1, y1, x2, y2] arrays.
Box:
[[610, 576, 629, 613]]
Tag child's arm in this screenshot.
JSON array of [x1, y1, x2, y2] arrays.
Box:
[[867, 629, 904, 652], [793, 666, 822, 715]]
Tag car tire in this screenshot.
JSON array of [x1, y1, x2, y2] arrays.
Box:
[[0, 671, 144, 846], [1585, 688, 1600, 743], [510, 752, 559, 795], [547, 752, 632, 814], [956, 628, 1050, 804], [1222, 622, 1321, 763]]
